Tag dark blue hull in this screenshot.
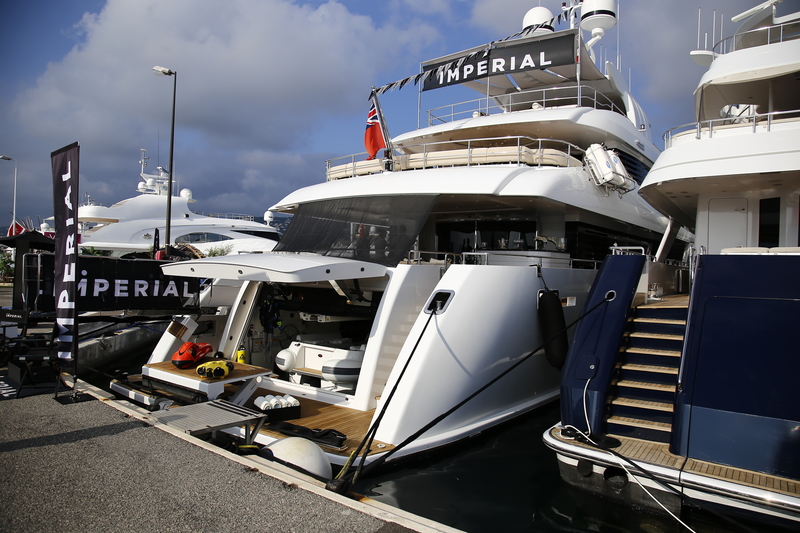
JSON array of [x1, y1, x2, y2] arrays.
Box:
[[545, 253, 800, 527]]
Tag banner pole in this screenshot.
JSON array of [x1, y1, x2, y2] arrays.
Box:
[[50, 141, 88, 403]]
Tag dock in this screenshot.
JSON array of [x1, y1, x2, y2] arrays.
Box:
[[0, 379, 462, 533]]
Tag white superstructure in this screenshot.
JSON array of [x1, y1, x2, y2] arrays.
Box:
[[640, 2, 800, 253]]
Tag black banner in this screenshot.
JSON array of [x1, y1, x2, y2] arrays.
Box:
[[31, 254, 200, 313], [422, 32, 575, 91], [51, 142, 80, 362]]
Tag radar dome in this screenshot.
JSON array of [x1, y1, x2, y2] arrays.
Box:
[[180, 188, 193, 200], [146, 178, 156, 189], [522, 7, 555, 34], [264, 211, 274, 223], [580, 0, 617, 32], [137, 182, 147, 192]]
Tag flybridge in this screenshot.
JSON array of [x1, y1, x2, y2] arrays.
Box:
[[422, 32, 576, 91]]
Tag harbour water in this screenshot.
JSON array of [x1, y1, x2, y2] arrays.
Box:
[[351, 401, 779, 533]]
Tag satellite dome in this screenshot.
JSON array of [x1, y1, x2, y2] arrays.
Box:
[[580, 0, 617, 32], [264, 211, 274, 223], [522, 7, 555, 34], [137, 181, 147, 192], [180, 188, 193, 200]]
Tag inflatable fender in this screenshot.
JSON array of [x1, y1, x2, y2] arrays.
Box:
[[260, 437, 332, 480], [538, 290, 568, 369], [275, 347, 298, 372]]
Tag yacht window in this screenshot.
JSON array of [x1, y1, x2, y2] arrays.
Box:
[[436, 220, 538, 253], [758, 197, 780, 248], [232, 229, 280, 240], [174, 232, 232, 244], [565, 222, 653, 264], [274, 195, 436, 266]]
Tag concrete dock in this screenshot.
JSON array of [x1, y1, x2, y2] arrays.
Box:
[[0, 286, 461, 533]]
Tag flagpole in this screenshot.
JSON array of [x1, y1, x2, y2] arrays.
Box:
[[371, 87, 394, 162]]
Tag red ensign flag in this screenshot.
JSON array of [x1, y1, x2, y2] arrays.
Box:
[[6, 220, 24, 237], [364, 95, 386, 160]]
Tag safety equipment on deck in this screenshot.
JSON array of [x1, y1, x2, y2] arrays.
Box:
[[235, 344, 247, 364], [584, 143, 635, 194], [171, 342, 214, 369], [196, 360, 234, 379]]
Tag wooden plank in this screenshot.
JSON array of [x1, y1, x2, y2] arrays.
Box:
[[684, 457, 799, 496], [627, 332, 684, 341], [145, 359, 270, 382], [611, 397, 674, 412], [634, 318, 687, 326], [616, 380, 676, 392], [608, 416, 671, 431], [621, 364, 679, 375], [639, 295, 690, 308], [621, 347, 682, 357]]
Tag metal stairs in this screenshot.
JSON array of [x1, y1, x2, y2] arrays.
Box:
[[606, 300, 688, 443]]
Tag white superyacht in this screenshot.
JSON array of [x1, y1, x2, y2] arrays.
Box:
[[116, 1, 683, 478]]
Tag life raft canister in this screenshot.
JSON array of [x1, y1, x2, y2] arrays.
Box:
[[538, 290, 568, 369], [171, 341, 214, 369]]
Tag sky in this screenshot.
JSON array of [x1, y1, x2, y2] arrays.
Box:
[[1, 0, 795, 229]]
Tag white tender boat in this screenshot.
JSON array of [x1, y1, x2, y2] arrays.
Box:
[[115, 1, 686, 479]]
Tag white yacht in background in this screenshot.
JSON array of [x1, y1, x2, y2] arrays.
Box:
[[545, 1, 800, 527], [40, 150, 280, 257], [114, 1, 686, 477]]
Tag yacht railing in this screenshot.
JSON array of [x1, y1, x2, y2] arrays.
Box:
[[423, 84, 626, 126], [404, 249, 602, 270], [609, 245, 687, 267], [713, 18, 800, 55], [325, 136, 585, 180], [662, 109, 800, 148], [461, 252, 601, 270], [611, 246, 647, 256], [396, 136, 584, 167], [405, 250, 462, 266], [196, 211, 256, 222]]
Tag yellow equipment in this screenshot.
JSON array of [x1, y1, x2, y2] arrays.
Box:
[[196, 360, 234, 379]]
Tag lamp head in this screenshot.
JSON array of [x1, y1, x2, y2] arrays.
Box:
[[152, 66, 175, 76], [0, 155, 13, 161]]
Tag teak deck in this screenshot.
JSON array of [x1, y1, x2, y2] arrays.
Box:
[[551, 292, 798, 498], [640, 294, 691, 308], [552, 429, 799, 497], [252, 386, 394, 457], [137, 362, 391, 457]]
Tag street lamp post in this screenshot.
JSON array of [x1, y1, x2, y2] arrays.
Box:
[[152, 66, 177, 252], [0, 155, 18, 235]]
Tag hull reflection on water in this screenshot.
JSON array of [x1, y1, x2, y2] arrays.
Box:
[[353, 401, 780, 533]]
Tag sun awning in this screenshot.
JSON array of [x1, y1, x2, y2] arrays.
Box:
[[160, 252, 388, 284]]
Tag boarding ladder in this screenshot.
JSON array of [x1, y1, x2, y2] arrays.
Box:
[[604, 296, 689, 443]]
